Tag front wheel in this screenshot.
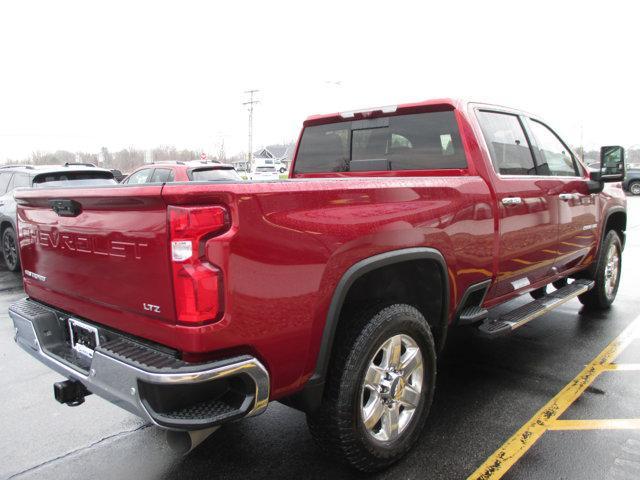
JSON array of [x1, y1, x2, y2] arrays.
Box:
[[306, 304, 436, 472], [2, 227, 20, 272], [629, 181, 640, 196], [552, 278, 568, 290], [579, 230, 622, 310]]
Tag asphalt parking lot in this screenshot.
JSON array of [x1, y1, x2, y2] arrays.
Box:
[[0, 196, 638, 480]]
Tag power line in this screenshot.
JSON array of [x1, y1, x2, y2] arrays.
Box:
[[243, 89, 259, 169]]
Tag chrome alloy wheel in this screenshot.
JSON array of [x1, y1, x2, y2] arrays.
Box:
[[604, 242, 620, 300], [360, 334, 424, 442]]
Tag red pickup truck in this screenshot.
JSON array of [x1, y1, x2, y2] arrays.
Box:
[[10, 99, 627, 471]]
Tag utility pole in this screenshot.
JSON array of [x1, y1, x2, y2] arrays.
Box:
[[243, 89, 259, 171], [580, 123, 584, 162]]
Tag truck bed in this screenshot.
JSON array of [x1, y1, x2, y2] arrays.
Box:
[[15, 176, 494, 398]]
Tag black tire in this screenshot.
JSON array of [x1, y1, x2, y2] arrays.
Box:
[[629, 181, 640, 196], [2, 227, 20, 272], [530, 285, 547, 299], [552, 278, 568, 290], [306, 304, 436, 472], [579, 230, 622, 310]]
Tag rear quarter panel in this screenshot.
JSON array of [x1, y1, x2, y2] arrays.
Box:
[[162, 177, 494, 398]]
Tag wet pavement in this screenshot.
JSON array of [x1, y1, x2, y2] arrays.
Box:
[[0, 196, 639, 480]]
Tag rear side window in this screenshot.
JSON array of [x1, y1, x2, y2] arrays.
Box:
[[294, 111, 467, 173], [125, 168, 153, 184], [0, 173, 12, 194], [150, 168, 174, 183], [13, 173, 31, 188], [190, 168, 241, 181], [477, 111, 536, 176], [4, 172, 30, 192]]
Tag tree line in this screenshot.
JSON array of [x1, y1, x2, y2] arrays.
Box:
[[5, 145, 640, 172], [5, 146, 243, 173]]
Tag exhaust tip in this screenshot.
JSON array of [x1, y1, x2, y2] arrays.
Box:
[[166, 426, 219, 455]]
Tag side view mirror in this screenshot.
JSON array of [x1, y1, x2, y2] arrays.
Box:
[[599, 145, 625, 182], [588, 145, 625, 192]]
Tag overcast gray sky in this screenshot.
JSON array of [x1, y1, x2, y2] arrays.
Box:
[[0, 0, 637, 161]]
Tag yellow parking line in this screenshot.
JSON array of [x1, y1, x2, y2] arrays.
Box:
[[547, 419, 640, 431], [604, 363, 640, 371], [467, 314, 640, 480]]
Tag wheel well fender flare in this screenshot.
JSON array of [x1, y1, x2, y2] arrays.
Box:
[[582, 207, 627, 279], [602, 207, 626, 250], [311, 247, 449, 385]]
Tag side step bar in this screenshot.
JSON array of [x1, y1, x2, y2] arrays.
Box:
[[458, 306, 489, 324], [478, 279, 594, 337]]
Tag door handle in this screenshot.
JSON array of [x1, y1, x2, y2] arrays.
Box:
[[501, 197, 522, 206], [559, 193, 575, 201]]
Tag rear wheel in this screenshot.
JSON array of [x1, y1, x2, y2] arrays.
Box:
[[579, 230, 622, 310], [306, 304, 436, 472], [530, 286, 547, 299], [629, 181, 640, 196], [2, 227, 20, 272]]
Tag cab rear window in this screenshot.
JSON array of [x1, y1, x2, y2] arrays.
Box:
[[294, 110, 467, 174], [189, 168, 241, 181]]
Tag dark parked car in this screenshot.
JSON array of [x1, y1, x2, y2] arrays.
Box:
[[623, 168, 640, 195], [0, 164, 116, 271]]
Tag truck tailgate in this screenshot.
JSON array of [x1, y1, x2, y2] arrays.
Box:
[[16, 185, 177, 324]]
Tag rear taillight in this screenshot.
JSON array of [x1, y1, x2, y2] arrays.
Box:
[[168, 206, 229, 325]]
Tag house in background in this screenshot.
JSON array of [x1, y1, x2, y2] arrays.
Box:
[[229, 143, 296, 173], [252, 144, 296, 172]]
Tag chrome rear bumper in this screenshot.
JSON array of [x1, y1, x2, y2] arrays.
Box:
[[10, 298, 270, 430]]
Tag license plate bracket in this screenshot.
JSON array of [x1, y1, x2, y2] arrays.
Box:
[[68, 318, 99, 358]]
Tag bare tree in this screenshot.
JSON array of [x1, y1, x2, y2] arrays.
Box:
[[217, 140, 226, 163]]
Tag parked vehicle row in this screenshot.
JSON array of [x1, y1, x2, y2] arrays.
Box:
[[0, 164, 116, 271], [122, 161, 242, 185], [8, 98, 627, 471], [0, 160, 277, 270]]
